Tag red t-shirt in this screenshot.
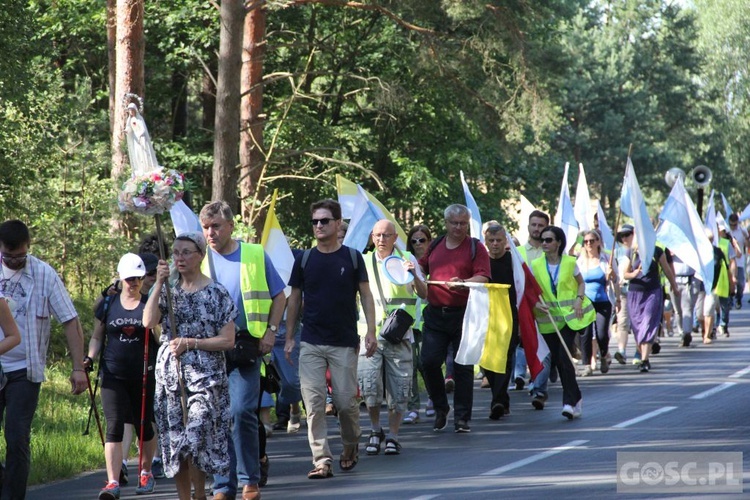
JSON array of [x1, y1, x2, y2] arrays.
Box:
[[419, 236, 491, 307]]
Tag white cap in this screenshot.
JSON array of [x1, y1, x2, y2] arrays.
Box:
[[117, 253, 146, 280]]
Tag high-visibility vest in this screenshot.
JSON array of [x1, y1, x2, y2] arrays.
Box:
[[202, 242, 272, 338], [361, 250, 418, 325], [716, 238, 730, 298], [531, 254, 596, 333]]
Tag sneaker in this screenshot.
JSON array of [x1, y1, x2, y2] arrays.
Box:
[[489, 403, 505, 420], [403, 411, 419, 424], [99, 481, 121, 500], [514, 377, 525, 391], [425, 399, 435, 417], [600, 355, 610, 374], [614, 351, 626, 365], [151, 458, 165, 479], [640, 359, 651, 373], [454, 419, 471, 433], [632, 352, 642, 365], [135, 472, 155, 495], [288, 412, 301, 433], [580, 366, 593, 377], [723, 328, 730, 338], [433, 408, 449, 431], [562, 400, 583, 420], [445, 377, 455, 394], [531, 393, 546, 410], [680, 333, 692, 347], [735, 301, 742, 310], [272, 418, 289, 431], [119, 463, 128, 486], [384, 438, 402, 455]]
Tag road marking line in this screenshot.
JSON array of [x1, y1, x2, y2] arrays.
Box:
[[689, 382, 737, 400], [729, 365, 750, 378], [409, 496, 440, 500], [612, 406, 676, 428], [480, 439, 589, 476]]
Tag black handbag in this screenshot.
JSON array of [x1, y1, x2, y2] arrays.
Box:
[[373, 253, 414, 344], [228, 329, 261, 367], [261, 359, 282, 394]]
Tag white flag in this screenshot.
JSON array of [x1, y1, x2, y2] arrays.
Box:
[[574, 163, 593, 231], [554, 162, 579, 253], [619, 158, 656, 272]]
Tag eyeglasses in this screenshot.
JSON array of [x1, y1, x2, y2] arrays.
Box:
[[2, 253, 27, 263], [124, 276, 142, 283], [583, 239, 598, 245], [411, 237, 427, 244], [372, 233, 393, 239], [447, 220, 469, 227], [311, 218, 333, 226], [541, 237, 556, 244], [172, 249, 200, 258]]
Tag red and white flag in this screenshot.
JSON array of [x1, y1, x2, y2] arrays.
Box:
[[507, 234, 550, 380]]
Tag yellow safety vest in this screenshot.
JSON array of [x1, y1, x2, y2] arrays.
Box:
[[531, 254, 596, 333], [716, 238, 730, 298], [358, 250, 418, 335], [202, 242, 272, 338]]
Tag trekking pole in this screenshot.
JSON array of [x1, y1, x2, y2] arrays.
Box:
[[138, 328, 151, 474], [82, 370, 100, 437], [84, 368, 105, 447]]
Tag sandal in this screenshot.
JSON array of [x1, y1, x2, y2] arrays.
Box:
[[308, 462, 333, 479], [339, 444, 359, 471], [365, 428, 384, 455], [384, 438, 401, 455]]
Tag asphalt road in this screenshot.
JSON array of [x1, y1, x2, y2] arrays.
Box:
[[29, 307, 750, 499]]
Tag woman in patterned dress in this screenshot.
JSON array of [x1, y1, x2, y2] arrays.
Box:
[[144, 232, 236, 500]]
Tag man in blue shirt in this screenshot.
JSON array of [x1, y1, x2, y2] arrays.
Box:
[[200, 201, 286, 500]]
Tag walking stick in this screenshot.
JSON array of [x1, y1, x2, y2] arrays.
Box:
[[138, 327, 151, 475], [82, 370, 100, 437], [83, 369, 105, 447], [154, 215, 189, 426]]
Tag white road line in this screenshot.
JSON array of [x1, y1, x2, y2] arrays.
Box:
[[689, 382, 737, 400], [612, 406, 676, 428], [728, 365, 750, 378], [480, 439, 589, 476], [409, 496, 441, 500]]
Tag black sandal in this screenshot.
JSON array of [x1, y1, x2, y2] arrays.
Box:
[[384, 438, 401, 455], [339, 444, 359, 471], [365, 428, 384, 455], [308, 462, 333, 479]]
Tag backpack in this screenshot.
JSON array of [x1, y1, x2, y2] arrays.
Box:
[[300, 246, 359, 270]]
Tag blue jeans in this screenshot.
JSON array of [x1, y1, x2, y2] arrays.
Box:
[[513, 346, 527, 380], [0, 369, 42, 500], [271, 324, 301, 414], [719, 296, 731, 329], [213, 361, 261, 494], [736, 267, 746, 305]]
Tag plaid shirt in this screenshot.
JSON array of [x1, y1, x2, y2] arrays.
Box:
[[1, 255, 78, 382]]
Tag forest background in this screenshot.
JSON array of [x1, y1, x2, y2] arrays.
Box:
[[1, 2, 749, 480]]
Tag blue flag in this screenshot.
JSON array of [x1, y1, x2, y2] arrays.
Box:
[[460, 170, 484, 243]]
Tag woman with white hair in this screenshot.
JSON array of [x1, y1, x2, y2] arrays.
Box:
[[144, 232, 236, 500]]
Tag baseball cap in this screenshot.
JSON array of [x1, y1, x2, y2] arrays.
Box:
[[618, 224, 634, 235], [117, 253, 146, 280], [138, 252, 159, 273]]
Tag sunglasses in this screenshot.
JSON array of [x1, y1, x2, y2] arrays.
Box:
[[583, 239, 599, 245], [411, 237, 427, 244], [541, 237, 556, 244], [311, 218, 333, 226]]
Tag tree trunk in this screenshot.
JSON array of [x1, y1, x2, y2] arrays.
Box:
[[106, 0, 117, 157], [212, 0, 245, 212], [171, 70, 188, 139], [111, 0, 145, 183], [240, 2, 267, 232]]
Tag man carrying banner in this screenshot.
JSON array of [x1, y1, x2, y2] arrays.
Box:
[[481, 222, 518, 420], [418, 204, 490, 433], [358, 220, 427, 456]]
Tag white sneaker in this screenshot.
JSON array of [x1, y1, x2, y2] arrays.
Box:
[[562, 400, 582, 420]]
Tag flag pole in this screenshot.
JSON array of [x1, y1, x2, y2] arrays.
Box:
[[536, 296, 578, 365]]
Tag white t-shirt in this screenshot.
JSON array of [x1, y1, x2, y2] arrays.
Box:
[[730, 227, 748, 268], [1, 264, 27, 371]]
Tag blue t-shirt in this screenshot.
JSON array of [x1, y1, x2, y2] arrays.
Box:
[[209, 242, 286, 330], [581, 264, 609, 303], [288, 246, 368, 348]]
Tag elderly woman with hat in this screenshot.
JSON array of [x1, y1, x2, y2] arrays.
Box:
[[143, 232, 237, 500]]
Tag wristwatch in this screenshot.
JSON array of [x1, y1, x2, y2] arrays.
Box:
[[267, 324, 278, 333]]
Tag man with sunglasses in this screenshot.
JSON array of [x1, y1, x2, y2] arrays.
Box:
[[418, 204, 490, 433], [286, 199, 377, 480], [0, 219, 87, 498], [200, 201, 287, 500]]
